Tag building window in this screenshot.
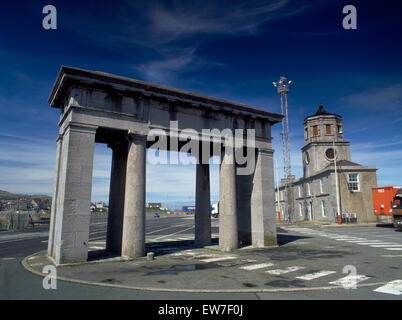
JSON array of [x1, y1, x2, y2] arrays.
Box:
[[307, 182, 311, 196], [319, 178, 324, 193], [280, 190, 283, 200], [299, 202, 303, 216], [321, 200, 326, 217], [326, 124, 331, 134], [298, 186, 302, 197], [348, 173, 360, 191], [313, 125, 318, 136]]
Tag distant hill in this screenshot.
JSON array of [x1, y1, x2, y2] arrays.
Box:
[[0, 190, 52, 200]]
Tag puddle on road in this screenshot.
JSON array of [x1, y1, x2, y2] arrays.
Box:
[[100, 278, 122, 284], [144, 263, 219, 276], [243, 282, 258, 288]]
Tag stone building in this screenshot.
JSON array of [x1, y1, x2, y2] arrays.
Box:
[[275, 103, 378, 223]]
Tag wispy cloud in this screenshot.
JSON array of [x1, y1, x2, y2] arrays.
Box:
[[137, 0, 307, 83], [147, 0, 298, 40], [341, 84, 402, 110]]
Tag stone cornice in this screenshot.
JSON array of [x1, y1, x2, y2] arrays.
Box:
[[49, 66, 284, 124]]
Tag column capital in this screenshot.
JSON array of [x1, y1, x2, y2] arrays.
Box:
[[64, 123, 97, 135], [257, 147, 274, 155], [126, 130, 147, 142]]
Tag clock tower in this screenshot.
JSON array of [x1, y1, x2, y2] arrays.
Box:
[[302, 103, 351, 178]]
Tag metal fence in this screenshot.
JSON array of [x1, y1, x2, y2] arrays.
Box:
[[90, 211, 109, 224]]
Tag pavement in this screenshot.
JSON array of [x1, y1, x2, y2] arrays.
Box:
[[21, 219, 402, 297]]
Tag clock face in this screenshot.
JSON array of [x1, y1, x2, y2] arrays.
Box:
[[325, 148, 336, 160], [305, 152, 310, 164]]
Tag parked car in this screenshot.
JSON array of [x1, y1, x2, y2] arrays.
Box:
[[153, 213, 160, 218]]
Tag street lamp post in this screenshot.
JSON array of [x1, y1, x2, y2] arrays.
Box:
[[333, 140, 342, 224]]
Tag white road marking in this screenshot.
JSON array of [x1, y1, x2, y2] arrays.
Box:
[[89, 246, 105, 250], [354, 242, 387, 245], [296, 270, 337, 280], [356, 242, 396, 246], [240, 263, 274, 271], [385, 248, 402, 251], [88, 231, 106, 235], [194, 254, 221, 259], [200, 256, 237, 263], [2, 257, 15, 261], [171, 250, 195, 256], [369, 244, 402, 247], [265, 266, 305, 275], [329, 275, 370, 287], [145, 223, 192, 235], [30, 263, 43, 267], [89, 236, 106, 241], [374, 280, 402, 295], [382, 254, 402, 258], [90, 222, 107, 226], [152, 226, 195, 241]]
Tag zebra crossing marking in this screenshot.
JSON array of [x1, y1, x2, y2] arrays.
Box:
[[385, 248, 402, 251], [239, 263, 274, 271], [265, 266, 305, 275], [295, 270, 336, 281], [329, 275, 370, 287], [369, 244, 402, 247], [374, 280, 402, 295], [200, 256, 237, 263], [355, 242, 395, 246]]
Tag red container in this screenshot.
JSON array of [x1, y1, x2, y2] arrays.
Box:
[[372, 186, 400, 216]]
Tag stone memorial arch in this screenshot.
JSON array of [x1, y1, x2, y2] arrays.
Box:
[[47, 66, 283, 265]]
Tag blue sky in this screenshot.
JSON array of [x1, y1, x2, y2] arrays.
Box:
[[0, 0, 401, 208]]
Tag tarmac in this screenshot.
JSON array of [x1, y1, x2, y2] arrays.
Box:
[[22, 223, 393, 293]]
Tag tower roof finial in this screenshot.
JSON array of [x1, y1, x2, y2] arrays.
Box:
[[304, 102, 342, 121]]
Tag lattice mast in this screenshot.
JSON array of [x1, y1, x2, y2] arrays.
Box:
[[273, 77, 293, 222]]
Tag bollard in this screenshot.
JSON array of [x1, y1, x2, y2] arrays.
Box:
[[147, 252, 155, 261]]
